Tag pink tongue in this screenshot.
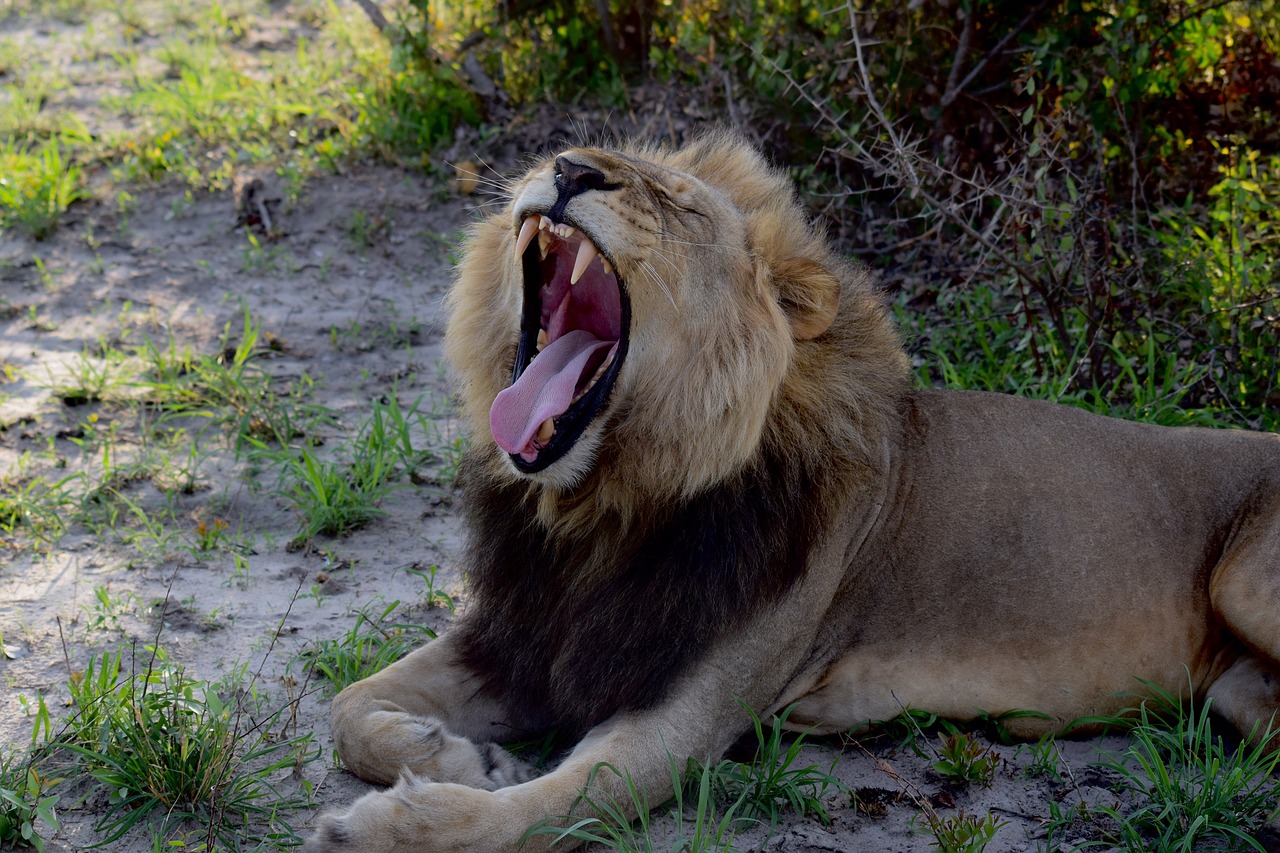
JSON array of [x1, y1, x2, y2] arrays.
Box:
[[490, 329, 616, 457]]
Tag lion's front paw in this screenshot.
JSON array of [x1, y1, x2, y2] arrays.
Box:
[[340, 711, 536, 790], [304, 777, 515, 853], [305, 810, 361, 853], [413, 719, 537, 790], [479, 740, 538, 788]]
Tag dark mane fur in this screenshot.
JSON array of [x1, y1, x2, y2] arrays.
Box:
[[454, 440, 848, 736]]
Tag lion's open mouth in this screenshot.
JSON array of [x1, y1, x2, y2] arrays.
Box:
[[489, 214, 629, 472]]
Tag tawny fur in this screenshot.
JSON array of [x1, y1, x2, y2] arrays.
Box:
[[305, 131, 1280, 853]]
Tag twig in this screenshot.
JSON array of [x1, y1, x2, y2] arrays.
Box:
[[56, 615, 72, 677], [937, 0, 1052, 112], [350, 0, 389, 32]]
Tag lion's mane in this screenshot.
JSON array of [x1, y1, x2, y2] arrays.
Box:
[[445, 132, 910, 733]]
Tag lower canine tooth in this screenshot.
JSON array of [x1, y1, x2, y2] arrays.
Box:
[[537, 329, 548, 351], [537, 232, 553, 259], [536, 418, 554, 443]]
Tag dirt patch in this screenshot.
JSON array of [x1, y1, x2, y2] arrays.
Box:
[[0, 160, 476, 849]]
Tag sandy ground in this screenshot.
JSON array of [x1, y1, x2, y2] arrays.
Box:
[[0, 155, 1174, 853], [0, 163, 470, 849]]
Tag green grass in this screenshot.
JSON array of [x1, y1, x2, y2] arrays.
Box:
[[255, 389, 461, 543], [1044, 683, 1280, 852], [55, 645, 318, 847], [0, 467, 77, 549], [0, 748, 59, 852], [523, 707, 843, 852], [3, 301, 462, 557], [1015, 732, 1063, 781], [922, 810, 1005, 853], [1095, 698, 1280, 851], [709, 706, 843, 825], [295, 599, 437, 695], [0, 140, 86, 240], [901, 287, 1241, 429], [930, 732, 999, 787], [0, 1, 477, 234], [40, 345, 135, 406], [526, 758, 754, 853], [271, 439, 394, 540]]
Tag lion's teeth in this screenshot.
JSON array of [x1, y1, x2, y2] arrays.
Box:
[[537, 231, 553, 259], [516, 217, 539, 256], [536, 329, 548, 351], [600, 257, 612, 275], [536, 417, 554, 443], [555, 224, 575, 240], [537, 215, 551, 231], [571, 239, 599, 285]]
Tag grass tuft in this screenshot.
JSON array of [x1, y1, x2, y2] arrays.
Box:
[[0, 749, 59, 852], [709, 705, 843, 825], [1047, 682, 1280, 851], [296, 600, 437, 695], [0, 140, 85, 240], [55, 645, 317, 846], [526, 757, 753, 853]]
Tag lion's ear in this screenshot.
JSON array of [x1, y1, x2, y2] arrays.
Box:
[[772, 257, 839, 340]]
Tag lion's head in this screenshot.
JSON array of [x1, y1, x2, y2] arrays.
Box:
[[446, 131, 908, 517]]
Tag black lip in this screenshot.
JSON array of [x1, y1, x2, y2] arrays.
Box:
[[508, 232, 630, 474]]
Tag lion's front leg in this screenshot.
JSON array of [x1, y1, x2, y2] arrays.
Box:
[[307, 703, 743, 853], [304, 609, 804, 853], [327, 631, 536, 789], [307, 537, 851, 853]]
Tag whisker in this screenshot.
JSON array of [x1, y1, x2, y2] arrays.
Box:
[[467, 177, 517, 194], [639, 260, 678, 310], [471, 154, 508, 182], [648, 250, 683, 277]]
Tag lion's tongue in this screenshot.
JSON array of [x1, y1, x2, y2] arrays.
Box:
[[490, 329, 615, 458]]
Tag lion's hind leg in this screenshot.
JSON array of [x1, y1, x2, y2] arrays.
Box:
[[329, 632, 537, 789], [1206, 487, 1280, 745], [1205, 654, 1280, 749]]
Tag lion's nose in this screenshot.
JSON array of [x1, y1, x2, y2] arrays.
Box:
[[548, 157, 618, 222], [554, 157, 612, 196]]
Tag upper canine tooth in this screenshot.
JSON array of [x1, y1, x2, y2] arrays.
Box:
[[516, 217, 539, 256], [571, 239, 599, 284]]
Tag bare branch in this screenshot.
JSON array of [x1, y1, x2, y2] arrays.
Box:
[[938, 0, 1052, 112], [350, 0, 389, 32]]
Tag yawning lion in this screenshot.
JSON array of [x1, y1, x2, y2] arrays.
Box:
[[305, 131, 1280, 852]]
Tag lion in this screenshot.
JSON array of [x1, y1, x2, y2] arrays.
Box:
[[305, 131, 1280, 852]]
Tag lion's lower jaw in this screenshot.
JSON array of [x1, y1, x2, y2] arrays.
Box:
[[499, 425, 603, 491]]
